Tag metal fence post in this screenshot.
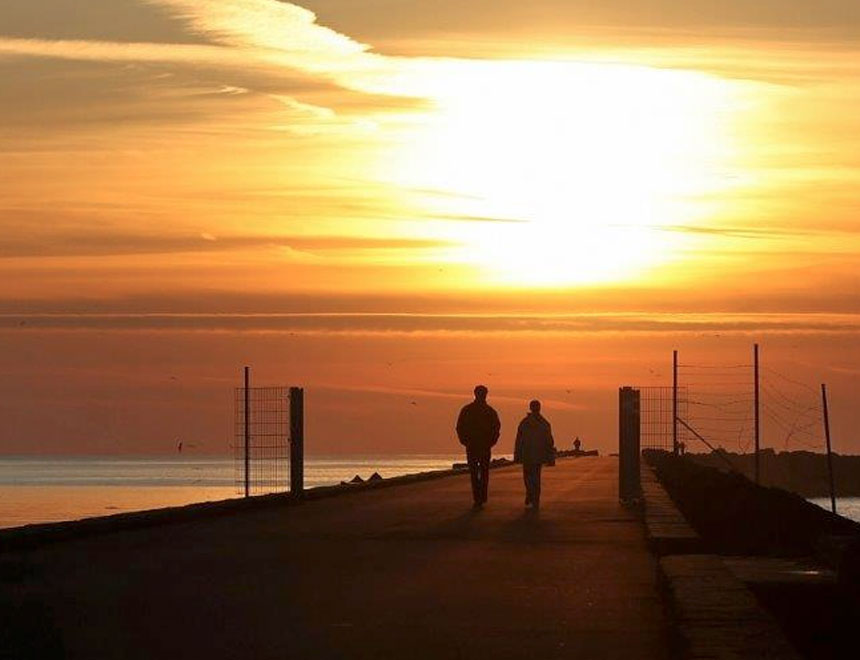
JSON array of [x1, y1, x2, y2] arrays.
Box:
[[290, 387, 304, 497], [244, 366, 251, 498], [672, 350, 678, 455], [619, 386, 641, 502]]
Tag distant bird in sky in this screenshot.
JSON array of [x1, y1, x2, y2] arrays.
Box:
[[410, 401, 417, 406]]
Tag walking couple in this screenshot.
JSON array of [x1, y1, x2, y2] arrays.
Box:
[[456, 385, 555, 509]]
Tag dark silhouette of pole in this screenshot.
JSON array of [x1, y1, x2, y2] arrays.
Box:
[[754, 343, 760, 485], [672, 350, 678, 456], [244, 366, 250, 498], [290, 387, 304, 497], [618, 387, 641, 502], [821, 383, 836, 514]]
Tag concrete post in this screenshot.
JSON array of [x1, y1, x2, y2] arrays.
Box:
[[244, 366, 251, 498], [619, 386, 641, 502], [290, 387, 304, 497]]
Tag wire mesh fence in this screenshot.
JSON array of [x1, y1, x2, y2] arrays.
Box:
[[638, 386, 688, 451], [633, 349, 828, 468], [233, 386, 290, 495], [675, 359, 824, 454], [761, 366, 824, 451], [678, 362, 754, 453]]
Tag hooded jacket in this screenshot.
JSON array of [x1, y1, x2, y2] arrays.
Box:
[[514, 412, 555, 465]]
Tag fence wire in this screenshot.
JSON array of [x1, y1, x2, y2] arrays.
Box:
[[234, 386, 290, 495], [673, 361, 824, 454], [638, 386, 688, 451], [678, 363, 754, 453]]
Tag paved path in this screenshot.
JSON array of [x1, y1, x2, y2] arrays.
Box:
[[6, 458, 670, 659]]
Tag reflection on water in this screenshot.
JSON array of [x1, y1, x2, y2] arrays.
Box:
[[0, 455, 462, 529], [808, 497, 860, 524], [0, 485, 240, 530]]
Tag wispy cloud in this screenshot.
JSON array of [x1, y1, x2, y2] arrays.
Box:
[[0, 231, 455, 258], [637, 224, 811, 239], [0, 1, 407, 98], [4, 311, 860, 335], [0, 37, 239, 66], [430, 213, 528, 224], [313, 382, 587, 411]]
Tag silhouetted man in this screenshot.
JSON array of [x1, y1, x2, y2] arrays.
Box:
[[456, 385, 500, 507], [514, 400, 555, 509]]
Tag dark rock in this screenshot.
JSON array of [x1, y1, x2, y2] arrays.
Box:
[[642, 449, 860, 557], [683, 449, 860, 497]]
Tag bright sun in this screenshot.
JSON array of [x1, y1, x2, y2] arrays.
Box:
[[386, 59, 742, 286]]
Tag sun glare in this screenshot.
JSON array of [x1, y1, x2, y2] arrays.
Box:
[[386, 60, 743, 286]]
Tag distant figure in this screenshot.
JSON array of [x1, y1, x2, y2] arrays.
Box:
[[456, 385, 501, 508], [514, 400, 555, 509], [678, 441, 686, 456], [573, 437, 581, 453]]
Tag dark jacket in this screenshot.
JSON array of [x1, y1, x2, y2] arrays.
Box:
[[514, 413, 555, 465], [456, 401, 501, 451]]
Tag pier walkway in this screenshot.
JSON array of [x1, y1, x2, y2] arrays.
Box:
[[6, 458, 670, 659]]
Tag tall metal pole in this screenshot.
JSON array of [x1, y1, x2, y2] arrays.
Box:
[[619, 387, 641, 502], [672, 350, 679, 456], [821, 384, 836, 514], [244, 366, 250, 498], [754, 343, 760, 485], [290, 387, 305, 497]]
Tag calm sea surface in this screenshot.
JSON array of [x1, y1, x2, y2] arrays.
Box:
[[808, 497, 860, 524], [0, 455, 464, 529], [3, 457, 857, 530]]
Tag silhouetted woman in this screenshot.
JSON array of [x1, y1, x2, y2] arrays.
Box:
[[514, 400, 555, 509]]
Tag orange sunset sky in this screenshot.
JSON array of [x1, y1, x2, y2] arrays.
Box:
[[1, 0, 858, 455]]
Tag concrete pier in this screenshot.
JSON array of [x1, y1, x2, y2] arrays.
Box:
[[2, 457, 671, 659]]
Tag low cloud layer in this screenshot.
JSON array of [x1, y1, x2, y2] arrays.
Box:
[[0, 229, 454, 258], [4, 311, 860, 336]]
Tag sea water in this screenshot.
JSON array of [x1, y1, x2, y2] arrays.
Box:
[[808, 497, 860, 524], [0, 455, 462, 529], [4, 457, 857, 529]]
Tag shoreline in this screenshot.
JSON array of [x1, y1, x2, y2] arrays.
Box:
[[0, 453, 468, 530], [0, 461, 488, 552]]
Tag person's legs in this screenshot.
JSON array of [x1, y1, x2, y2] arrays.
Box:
[[466, 448, 482, 505], [523, 463, 542, 507], [522, 464, 531, 505], [478, 449, 491, 503]]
